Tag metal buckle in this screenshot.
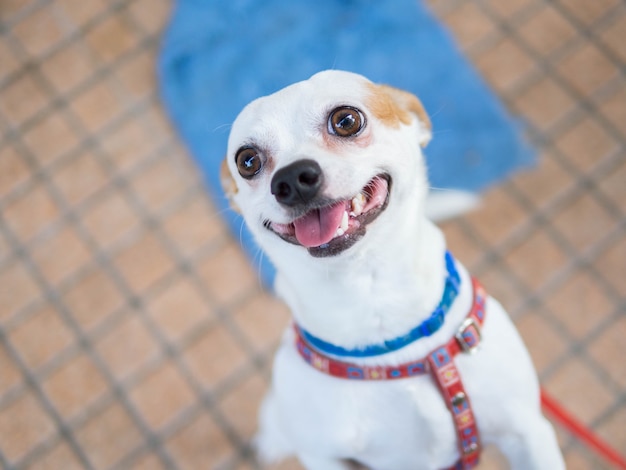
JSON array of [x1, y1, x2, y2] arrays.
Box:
[[456, 317, 482, 354]]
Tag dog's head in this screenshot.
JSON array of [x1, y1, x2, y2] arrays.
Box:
[[222, 70, 432, 262]]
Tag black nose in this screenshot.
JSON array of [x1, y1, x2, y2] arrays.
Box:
[[271, 159, 324, 207]]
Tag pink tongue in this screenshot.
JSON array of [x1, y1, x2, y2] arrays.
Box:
[[293, 203, 346, 248]]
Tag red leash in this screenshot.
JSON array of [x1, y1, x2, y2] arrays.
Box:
[[540, 389, 626, 469]]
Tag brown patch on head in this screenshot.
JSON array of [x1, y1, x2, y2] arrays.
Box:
[[220, 158, 241, 213], [366, 83, 432, 147]]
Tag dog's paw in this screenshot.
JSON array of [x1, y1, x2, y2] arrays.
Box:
[[253, 429, 293, 464]]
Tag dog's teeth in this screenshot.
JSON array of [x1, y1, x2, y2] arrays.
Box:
[[340, 210, 349, 232], [335, 211, 349, 238], [351, 193, 366, 216]]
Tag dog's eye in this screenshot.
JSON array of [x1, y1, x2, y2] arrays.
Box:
[[235, 146, 263, 179], [328, 106, 365, 137]]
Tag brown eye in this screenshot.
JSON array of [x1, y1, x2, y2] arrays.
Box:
[[328, 106, 365, 137], [235, 146, 263, 179]]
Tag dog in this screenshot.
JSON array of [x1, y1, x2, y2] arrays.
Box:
[[221, 70, 565, 470]]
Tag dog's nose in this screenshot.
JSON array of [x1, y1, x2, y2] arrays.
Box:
[[271, 159, 324, 206]]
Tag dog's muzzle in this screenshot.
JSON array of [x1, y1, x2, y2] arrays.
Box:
[[266, 160, 391, 257]]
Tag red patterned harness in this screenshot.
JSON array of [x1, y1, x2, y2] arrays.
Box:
[[293, 278, 487, 470]]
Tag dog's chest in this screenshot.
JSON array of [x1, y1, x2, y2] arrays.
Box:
[[271, 342, 459, 468]]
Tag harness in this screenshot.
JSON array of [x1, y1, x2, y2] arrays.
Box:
[[293, 254, 486, 470]]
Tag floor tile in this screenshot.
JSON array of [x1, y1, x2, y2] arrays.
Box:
[[518, 4, 577, 56], [0, 38, 21, 82], [75, 402, 143, 469], [39, 41, 95, 95], [129, 453, 166, 470], [0, 144, 31, 198], [3, 183, 61, 243], [129, 361, 195, 430], [557, 0, 620, 26], [440, 219, 484, 270], [8, 304, 74, 372], [165, 412, 234, 469], [463, 185, 527, 245], [484, 0, 536, 19], [556, 117, 619, 173], [22, 442, 84, 470], [232, 291, 290, 354], [161, 195, 227, 259], [129, 155, 195, 216], [42, 353, 109, 420], [113, 49, 155, 102], [556, 43, 620, 96], [0, 392, 56, 464], [148, 276, 214, 345], [596, 403, 626, 455], [84, 14, 140, 66], [113, 231, 175, 295], [198, 242, 258, 308], [0, 345, 22, 396], [61, 266, 125, 332], [53, 0, 108, 28], [10, 4, 67, 58], [544, 357, 615, 423], [218, 372, 267, 442], [512, 77, 577, 130], [545, 269, 616, 339], [479, 263, 525, 315], [68, 78, 124, 134], [0, 259, 41, 324], [515, 311, 568, 372], [81, 191, 140, 250], [593, 235, 626, 297], [99, 116, 162, 172], [476, 38, 537, 93], [22, 113, 81, 168], [551, 192, 617, 251], [563, 445, 611, 470], [587, 316, 626, 389], [504, 227, 568, 290], [182, 325, 249, 390], [441, 3, 496, 51], [510, 152, 573, 208], [598, 154, 626, 210], [0, 71, 49, 127], [598, 11, 626, 62], [30, 226, 92, 287], [127, 0, 172, 36], [51, 151, 110, 207], [95, 312, 159, 382], [598, 83, 626, 136]]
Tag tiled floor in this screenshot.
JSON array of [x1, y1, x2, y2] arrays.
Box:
[[0, 0, 624, 469]]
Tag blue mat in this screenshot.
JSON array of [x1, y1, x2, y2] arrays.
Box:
[[158, 0, 534, 287]]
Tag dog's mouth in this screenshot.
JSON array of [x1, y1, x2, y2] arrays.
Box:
[[265, 174, 391, 257]]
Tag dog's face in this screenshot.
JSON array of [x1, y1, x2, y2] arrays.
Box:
[[223, 70, 432, 261]]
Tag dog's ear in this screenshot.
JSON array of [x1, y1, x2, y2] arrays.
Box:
[[220, 158, 241, 213], [367, 83, 432, 147]]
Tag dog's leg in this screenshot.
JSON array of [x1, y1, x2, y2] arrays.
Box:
[[497, 414, 565, 470], [255, 390, 294, 464]]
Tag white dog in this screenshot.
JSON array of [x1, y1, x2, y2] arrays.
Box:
[[221, 70, 564, 470]]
